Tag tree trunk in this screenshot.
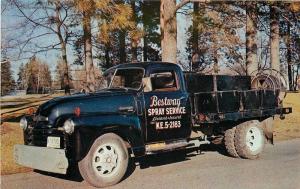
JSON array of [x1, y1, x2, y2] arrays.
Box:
[[213, 54, 219, 74], [142, 1, 148, 62], [286, 22, 293, 91], [131, 41, 138, 63], [131, 0, 138, 63], [270, 5, 280, 72], [55, 2, 70, 95], [143, 37, 148, 61], [246, 2, 258, 76], [37, 64, 40, 94], [105, 44, 110, 68], [295, 65, 300, 90], [160, 0, 177, 63], [61, 42, 70, 95], [119, 30, 126, 63], [287, 64, 293, 90], [83, 12, 95, 92], [192, 2, 199, 53]]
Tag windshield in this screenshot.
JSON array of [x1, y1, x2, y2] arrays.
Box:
[[109, 68, 144, 90]]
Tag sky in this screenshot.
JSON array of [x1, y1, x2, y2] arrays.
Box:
[[1, 1, 191, 81], [1, 0, 75, 79]]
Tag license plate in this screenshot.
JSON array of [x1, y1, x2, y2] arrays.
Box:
[[47, 136, 60, 148]]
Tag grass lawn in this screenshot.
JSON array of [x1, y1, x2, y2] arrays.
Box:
[[1, 122, 32, 175], [0, 93, 299, 175], [274, 92, 300, 141], [1, 94, 63, 175]]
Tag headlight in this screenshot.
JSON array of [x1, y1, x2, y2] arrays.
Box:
[[20, 117, 28, 130], [63, 119, 74, 134]]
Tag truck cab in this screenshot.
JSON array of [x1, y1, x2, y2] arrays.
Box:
[[14, 62, 292, 188]]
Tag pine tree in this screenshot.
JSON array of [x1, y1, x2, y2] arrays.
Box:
[[17, 63, 25, 90], [1, 60, 15, 96], [142, 0, 161, 61], [75, 0, 135, 91], [23, 57, 52, 94], [55, 59, 70, 90], [186, 2, 245, 74]]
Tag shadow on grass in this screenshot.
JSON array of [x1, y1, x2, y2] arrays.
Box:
[[1, 102, 31, 109], [2, 114, 25, 123]]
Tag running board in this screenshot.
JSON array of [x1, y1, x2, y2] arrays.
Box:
[[146, 140, 188, 154]]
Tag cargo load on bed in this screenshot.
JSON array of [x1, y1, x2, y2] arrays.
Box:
[[184, 73, 287, 124]]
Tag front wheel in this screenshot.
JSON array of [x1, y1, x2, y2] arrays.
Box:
[[234, 120, 265, 159], [78, 133, 129, 188]]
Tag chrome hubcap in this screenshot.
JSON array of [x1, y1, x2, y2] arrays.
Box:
[[92, 144, 118, 176], [246, 126, 263, 153]]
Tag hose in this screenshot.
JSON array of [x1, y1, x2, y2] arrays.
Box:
[[251, 69, 287, 102]]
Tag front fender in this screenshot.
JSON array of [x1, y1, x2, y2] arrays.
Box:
[[71, 114, 145, 161]]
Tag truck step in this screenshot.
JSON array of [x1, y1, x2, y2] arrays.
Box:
[[145, 140, 188, 154]]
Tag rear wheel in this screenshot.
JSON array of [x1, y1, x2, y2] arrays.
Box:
[[234, 120, 265, 159], [224, 127, 239, 158], [78, 133, 129, 188]]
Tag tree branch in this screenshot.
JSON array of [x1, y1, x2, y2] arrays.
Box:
[[176, 0, 211, 12], [12, 0, 58, 34]]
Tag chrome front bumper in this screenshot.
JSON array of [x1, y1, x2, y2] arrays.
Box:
[[14, 144, 69, 174]]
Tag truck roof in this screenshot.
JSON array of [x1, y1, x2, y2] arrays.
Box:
[[104, 62, 181, 75]]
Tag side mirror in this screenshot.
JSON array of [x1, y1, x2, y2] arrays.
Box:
[[142, 77, 152, 92]]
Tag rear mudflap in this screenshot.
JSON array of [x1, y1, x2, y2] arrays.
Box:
[[261, 117, 274, 144]]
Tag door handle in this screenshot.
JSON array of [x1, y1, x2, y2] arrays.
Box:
[[118, 106, 134, 113]]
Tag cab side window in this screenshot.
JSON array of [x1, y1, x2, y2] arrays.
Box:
[[150, 71, 178, 91]]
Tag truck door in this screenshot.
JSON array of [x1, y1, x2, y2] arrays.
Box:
[[143, 67, 191, 143]]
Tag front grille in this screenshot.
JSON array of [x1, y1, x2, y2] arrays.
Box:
[[24, 127, 64, 148]]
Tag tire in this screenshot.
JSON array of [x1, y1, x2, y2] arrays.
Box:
[[224, 127, 239, 158], [78, 133, 129, 188], [234, 120, 265, 159]]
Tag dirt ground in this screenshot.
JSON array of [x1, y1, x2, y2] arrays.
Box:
[[0, 93, 299, 175]]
